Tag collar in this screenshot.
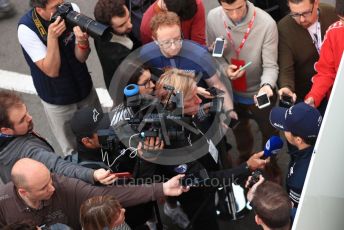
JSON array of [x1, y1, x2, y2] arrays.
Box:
[[77, 142, 103, 162], [289, 145, 314, 159], [0, 133, 14, 138], [13, 184, 52, 213]]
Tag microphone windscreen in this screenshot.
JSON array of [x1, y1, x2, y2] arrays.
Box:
[[263, 136, 283, 158]]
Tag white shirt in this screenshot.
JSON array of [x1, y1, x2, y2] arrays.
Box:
[[307, 20, 322, 53], [17, 3, 80, 62]]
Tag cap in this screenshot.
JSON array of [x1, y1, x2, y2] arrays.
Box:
[[70, 107, 111, 137], [269, 102, 322, 139]]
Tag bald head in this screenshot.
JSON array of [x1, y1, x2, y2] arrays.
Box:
[[11, 158, 50, 189]]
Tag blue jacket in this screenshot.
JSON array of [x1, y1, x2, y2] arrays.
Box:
[[18, 9, 93, 105], [286, 145, 314, 208]]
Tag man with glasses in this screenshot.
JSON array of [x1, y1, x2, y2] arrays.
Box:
[[140, 11, 236, 119], [305, 0, 344, 109], [278, 0, 337, 115], [207, 0, 280, 174], [140, 12, 235, 230]]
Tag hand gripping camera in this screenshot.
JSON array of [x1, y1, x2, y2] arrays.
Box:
[[50, 2, 112, 41]]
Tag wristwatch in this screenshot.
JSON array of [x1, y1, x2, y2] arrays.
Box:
[[260, 83, 273, 89]]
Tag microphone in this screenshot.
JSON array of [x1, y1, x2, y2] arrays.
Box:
[[247, 136, 283, 188], [263, 135, 283, 159]]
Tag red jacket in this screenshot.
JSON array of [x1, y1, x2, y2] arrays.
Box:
[[140, 0, 206, 45], [305, 21, 344, 107]]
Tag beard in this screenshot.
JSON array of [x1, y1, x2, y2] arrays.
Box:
[[112, 28, 132, 36]]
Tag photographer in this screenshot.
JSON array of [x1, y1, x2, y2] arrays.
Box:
[[70, 107, 136, 174], [17, 0, 101, 156], [136, 69, 267, 230], [70, 107, 158, 229]]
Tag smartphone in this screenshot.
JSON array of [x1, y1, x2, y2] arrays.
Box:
[[206, 86, 225, 96], [238, 61, 252, 72], [111, 172, 132, 179], [279, 95, 294, 108], [180, 169, 209, 187], [228, 118, 240, 130], [256, 93, 271, 109], [212, 38, 225, 57]]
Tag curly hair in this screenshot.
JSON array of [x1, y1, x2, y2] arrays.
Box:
[[94, 0, 126, 25], [150, 11, 181, 38]]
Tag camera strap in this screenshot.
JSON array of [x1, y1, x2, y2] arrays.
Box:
[[32, 8, 47, 42]]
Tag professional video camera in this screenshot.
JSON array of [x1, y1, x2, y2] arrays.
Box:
[[50, 2, 112, 41], [124, 84, 190, 145], [94, 83, 226, 159], [97, 127, 123, 154], [123, 84, 225, 146]]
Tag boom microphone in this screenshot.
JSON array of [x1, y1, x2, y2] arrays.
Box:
[[263, 135, 283, 158], [247, 136, 283, 188]]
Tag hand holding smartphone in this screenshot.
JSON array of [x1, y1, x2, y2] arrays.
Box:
[[212, 37, 225, 57], [256, 93, 270, 109], [279, 95, 294, 108], [238, 61, 252, 72], [110, 172, 132, 179]]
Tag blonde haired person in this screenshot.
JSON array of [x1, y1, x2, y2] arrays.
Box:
[[155, 69, 202, 116], [80, 195, 131, 230]]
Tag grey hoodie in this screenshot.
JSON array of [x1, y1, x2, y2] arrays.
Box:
[[0, 132, 94, 184]]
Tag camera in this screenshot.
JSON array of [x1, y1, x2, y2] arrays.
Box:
[[247, 170, 262, 188], [126, 87, 190, 145], [123, 84, 225, 146], [50, 2, 112, 41], [97, 127, 123, 153]]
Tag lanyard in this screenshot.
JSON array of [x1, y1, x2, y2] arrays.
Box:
[[313, 21, 321, 54], [32, 8, 48, 42], [223, 10, 256, 59]]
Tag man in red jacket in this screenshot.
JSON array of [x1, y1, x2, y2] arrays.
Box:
[[305, 0, 344, 108]]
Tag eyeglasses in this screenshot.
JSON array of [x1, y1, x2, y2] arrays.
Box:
[[155, 38, 183, 49], [137, 79, 153, 88], [289, 4, 314, 19]]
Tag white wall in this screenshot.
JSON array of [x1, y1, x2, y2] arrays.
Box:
[[293, 52, 344, 230]]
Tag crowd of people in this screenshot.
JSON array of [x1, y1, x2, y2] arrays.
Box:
[[0, 0, 343, 229]]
